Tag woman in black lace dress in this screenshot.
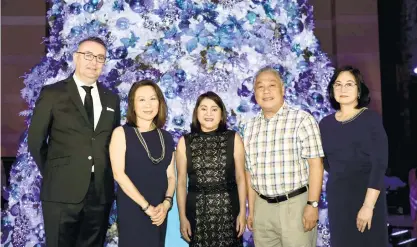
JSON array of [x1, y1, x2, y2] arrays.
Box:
[[176, 91, 246, 247]]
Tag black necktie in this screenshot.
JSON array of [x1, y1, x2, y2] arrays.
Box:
[[81, 86, 94, 128]]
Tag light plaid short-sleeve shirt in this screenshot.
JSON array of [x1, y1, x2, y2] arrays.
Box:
[[243, 102, 324, 196]]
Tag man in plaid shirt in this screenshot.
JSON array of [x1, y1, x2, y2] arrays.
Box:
[[244, 66, 324, 247]]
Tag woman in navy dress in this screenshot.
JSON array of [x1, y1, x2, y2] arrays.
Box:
[[176, 91, 246, 247], [109, 80, 176, 247], [319, 66, 388, 247]]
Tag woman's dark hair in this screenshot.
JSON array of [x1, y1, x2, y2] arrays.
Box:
[[190, 91, 228, 133], [126, 80, 167, 128], [328, 65, 370, 110]]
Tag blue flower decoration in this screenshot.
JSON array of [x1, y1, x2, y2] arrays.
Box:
[[120, 32, 140, 48]]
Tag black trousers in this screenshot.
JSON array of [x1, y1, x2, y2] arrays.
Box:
[[42, 174, 112, 247]]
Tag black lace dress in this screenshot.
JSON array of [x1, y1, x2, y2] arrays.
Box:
[[184, 130, 243, 247]]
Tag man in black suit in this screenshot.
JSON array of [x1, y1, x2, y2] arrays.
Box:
[[28, 37, 121, 247]]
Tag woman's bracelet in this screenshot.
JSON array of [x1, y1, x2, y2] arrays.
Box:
[[142, 202, 150, 212], [164, 196, 173, 208]]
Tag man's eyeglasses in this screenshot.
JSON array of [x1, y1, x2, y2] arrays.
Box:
[[333, 82, 357, 91], [76, 52, 106, 63]]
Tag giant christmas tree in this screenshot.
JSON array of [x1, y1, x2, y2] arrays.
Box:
[[1, 0, 334, 246]]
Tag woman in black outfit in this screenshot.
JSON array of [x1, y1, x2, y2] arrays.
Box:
[[176, 91, 246, 247]]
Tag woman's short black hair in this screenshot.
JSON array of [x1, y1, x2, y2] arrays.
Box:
[[328, 65, 371, 110], [190, 91, 228, 133]]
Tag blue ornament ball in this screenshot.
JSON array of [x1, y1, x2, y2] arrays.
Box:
[[172, 115, 185, 127], [22, 193, 35, 204], [70, 26, 83, 37], [164, 86, 176, 99], [288, 19, 304, 34], [69, 3, 82, 15], [282, 34, 291, 43], [160, 73, 174, 87], [83, 3, 96, 13], [130, 0, 145, 13], [35, 223, 45, 240], [90, 0, 99, 5], [175, 69, 186, 82], [116, 17, 130, 30], [10, 203, 20, 216], [99, 27, 108, 36], [307, 92, 324, 107]]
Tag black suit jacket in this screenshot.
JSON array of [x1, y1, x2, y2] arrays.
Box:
[[28, 76, 121, 204]]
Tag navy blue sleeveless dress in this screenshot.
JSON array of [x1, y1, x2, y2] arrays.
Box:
[[117, 124, 174, 247]]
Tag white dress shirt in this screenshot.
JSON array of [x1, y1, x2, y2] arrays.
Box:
[[73, 74, 102, 129], [73, 74, 102, 172]]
